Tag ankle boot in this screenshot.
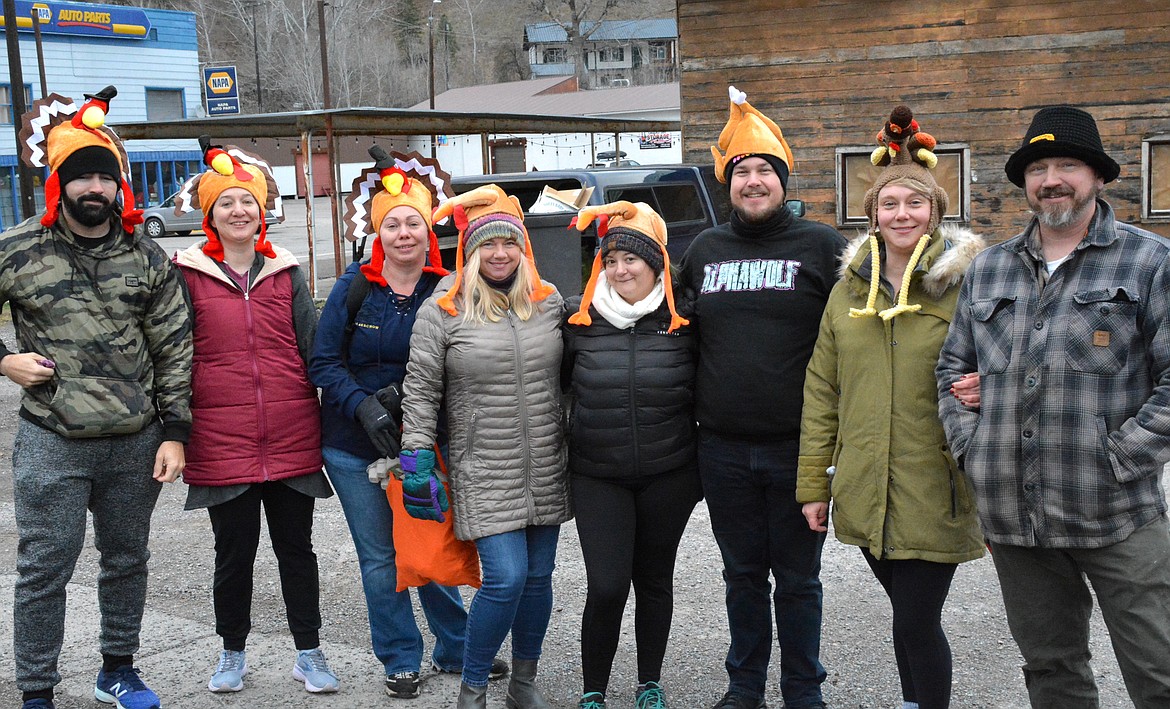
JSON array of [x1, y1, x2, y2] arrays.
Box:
[[504, 658, 551, 709], [457, 681, 487, 709]]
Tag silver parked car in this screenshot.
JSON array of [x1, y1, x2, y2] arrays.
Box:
[[141, 191, 279, 239]]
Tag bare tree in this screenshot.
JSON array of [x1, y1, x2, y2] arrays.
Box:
[[447, 0, 490, 84], [493, 42, 532, 83], [530, 0, 620, 89]]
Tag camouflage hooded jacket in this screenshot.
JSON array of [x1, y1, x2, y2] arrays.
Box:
[[0, 216, 193, 440]]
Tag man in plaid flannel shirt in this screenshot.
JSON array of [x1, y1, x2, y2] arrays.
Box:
[[936, 106, 1170, 708]]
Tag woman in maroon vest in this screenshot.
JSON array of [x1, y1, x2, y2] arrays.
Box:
[[173, 138, 339, 695]]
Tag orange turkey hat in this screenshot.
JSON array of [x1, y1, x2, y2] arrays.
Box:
[[711, 85, 795, 184], [175, 136, 283, 262], [431, 185, 553, 316], [569, 201, 688, 333], [346, 145, 448, 287], [19, 86, 142, 234]]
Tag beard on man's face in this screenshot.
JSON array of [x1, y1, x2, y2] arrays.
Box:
[[62, 192, 116, 228]]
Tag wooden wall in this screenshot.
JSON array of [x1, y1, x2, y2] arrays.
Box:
[[677, 0, 1170, 239]]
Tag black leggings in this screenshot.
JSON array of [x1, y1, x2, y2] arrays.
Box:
[[207, 482, 322, 652], [861, 549, 958, 709], [572, 467, 703, 695]]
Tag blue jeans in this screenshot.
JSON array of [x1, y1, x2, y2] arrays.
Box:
[[463, 525, 560, 686], [698, 432, 827, 707], [323, 447, 466, 674]]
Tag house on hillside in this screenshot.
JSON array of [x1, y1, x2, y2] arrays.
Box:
[[676, 0, 1170, 239], [408, 75, 682, 174], [526, 19, 678, 87]]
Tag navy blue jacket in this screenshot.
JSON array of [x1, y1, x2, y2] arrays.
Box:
[[310, 262, 443, 461]]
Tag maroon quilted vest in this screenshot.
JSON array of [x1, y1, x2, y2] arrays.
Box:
[[180, 264, 322, 486]]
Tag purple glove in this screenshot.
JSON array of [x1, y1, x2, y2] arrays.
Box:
[[400, 449, 448, 522]]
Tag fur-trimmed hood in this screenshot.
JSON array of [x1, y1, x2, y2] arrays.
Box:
[[839, 223, 985, 300]]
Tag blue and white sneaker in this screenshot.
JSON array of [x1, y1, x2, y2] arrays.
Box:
[[291, 648, 340, 693], [208, 649, 248, 693], [94, 665, 161, 709]]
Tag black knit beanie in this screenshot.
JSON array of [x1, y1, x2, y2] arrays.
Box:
[[601, 228, 665, 274], [57, 145, 121, 186], [1004, 106, 1120, 187], [725, 152, 790, 190]]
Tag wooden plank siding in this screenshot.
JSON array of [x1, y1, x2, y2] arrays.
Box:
[[677, 0, 1170, 239]]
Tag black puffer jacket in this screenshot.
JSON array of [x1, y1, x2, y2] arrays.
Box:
[[562, 296, 698, 480]]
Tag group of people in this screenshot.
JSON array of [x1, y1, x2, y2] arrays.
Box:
[[1, 80, 1168, 709]]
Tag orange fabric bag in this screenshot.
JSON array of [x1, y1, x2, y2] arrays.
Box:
[[385, 449, 481, 592]]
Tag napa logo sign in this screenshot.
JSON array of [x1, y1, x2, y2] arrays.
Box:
[[1, 0, 151, 39], [203, 66, 240, 116]]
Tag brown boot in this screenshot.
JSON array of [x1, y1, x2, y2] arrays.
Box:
[[457, 681, 487, 709], [504, 659, 551, 709]]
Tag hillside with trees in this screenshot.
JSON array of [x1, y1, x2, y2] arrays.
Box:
[[111, 0, 674, 113]]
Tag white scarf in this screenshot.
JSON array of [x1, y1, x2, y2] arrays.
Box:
[[590, 271, 665, 330]]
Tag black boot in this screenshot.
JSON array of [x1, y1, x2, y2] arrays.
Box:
[[457, 681, 487, 709], [504, 658, 551, 709]]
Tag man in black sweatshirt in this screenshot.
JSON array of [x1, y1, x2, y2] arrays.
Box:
[[679, 88, 845, 709]]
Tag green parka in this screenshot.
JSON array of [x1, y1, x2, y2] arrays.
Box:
[[797, 224, 985, 564]]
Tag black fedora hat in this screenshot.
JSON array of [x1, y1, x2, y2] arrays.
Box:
[[1004, 106, 1120, 187]]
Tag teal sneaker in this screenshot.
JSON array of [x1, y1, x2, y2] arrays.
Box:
[[208, 650, 248, 693], [579, 691, 606, 708], [94, 666, 160, 709], [636, 681, 669, 709], [292, 648, 339, 693]]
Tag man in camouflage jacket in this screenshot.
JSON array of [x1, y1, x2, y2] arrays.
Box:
[[0, 89, 191, 709]]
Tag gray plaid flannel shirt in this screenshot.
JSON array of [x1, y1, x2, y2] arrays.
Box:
[[937, 199, 1170, 548]]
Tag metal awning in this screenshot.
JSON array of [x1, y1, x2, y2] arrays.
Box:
[[110, 107, 680, 298], [110, 106, 679, 139]]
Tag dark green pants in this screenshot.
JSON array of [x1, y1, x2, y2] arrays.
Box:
[[990, 517, 1170, 709]]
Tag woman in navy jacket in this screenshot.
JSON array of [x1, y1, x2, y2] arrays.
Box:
[[563, 202, 702, 709]]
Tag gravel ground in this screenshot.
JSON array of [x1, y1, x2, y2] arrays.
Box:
[[0, 314, 1145, 709]]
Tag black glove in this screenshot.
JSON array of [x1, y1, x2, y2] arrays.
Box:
[[355, 395, 401, 458], [375, 382, 404, 424]]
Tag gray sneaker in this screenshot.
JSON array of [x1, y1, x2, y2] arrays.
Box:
[[208, 650, 247, 693], [291, 648, 339, 693]]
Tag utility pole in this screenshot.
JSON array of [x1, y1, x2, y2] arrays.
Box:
[[317, 0, 342, 277], [427, 0, 441, 159], [4, 0, 36, 219], [246, 2, 263, 112], [30, 8, 47, 97]]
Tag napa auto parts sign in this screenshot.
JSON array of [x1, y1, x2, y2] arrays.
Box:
[[2, 1, 151, 39], [203, 66, 240, 116]]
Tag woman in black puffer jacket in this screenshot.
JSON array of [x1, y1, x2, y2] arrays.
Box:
[[562, 202, 702, 709]]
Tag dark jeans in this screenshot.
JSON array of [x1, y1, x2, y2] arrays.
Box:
[[699, 431, 827, 707], [207, 481, 322, 651], [861, 549, 958, 709], [573, 466, 703, 694]]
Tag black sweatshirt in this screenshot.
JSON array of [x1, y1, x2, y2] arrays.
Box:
[[679, 207, 846, 440]]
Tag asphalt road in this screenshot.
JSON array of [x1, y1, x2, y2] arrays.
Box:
[[0, 313, 1147, 708]]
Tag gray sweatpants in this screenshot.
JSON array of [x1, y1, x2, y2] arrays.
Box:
[[12, 419, 163, 691]]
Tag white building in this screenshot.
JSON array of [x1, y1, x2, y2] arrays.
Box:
[[0, 0, 202, 229], [408, 76, 682, 176], [525, 19, 678, 87]]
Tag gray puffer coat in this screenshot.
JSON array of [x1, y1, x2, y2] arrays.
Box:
[[401, 274, 571, 541]]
